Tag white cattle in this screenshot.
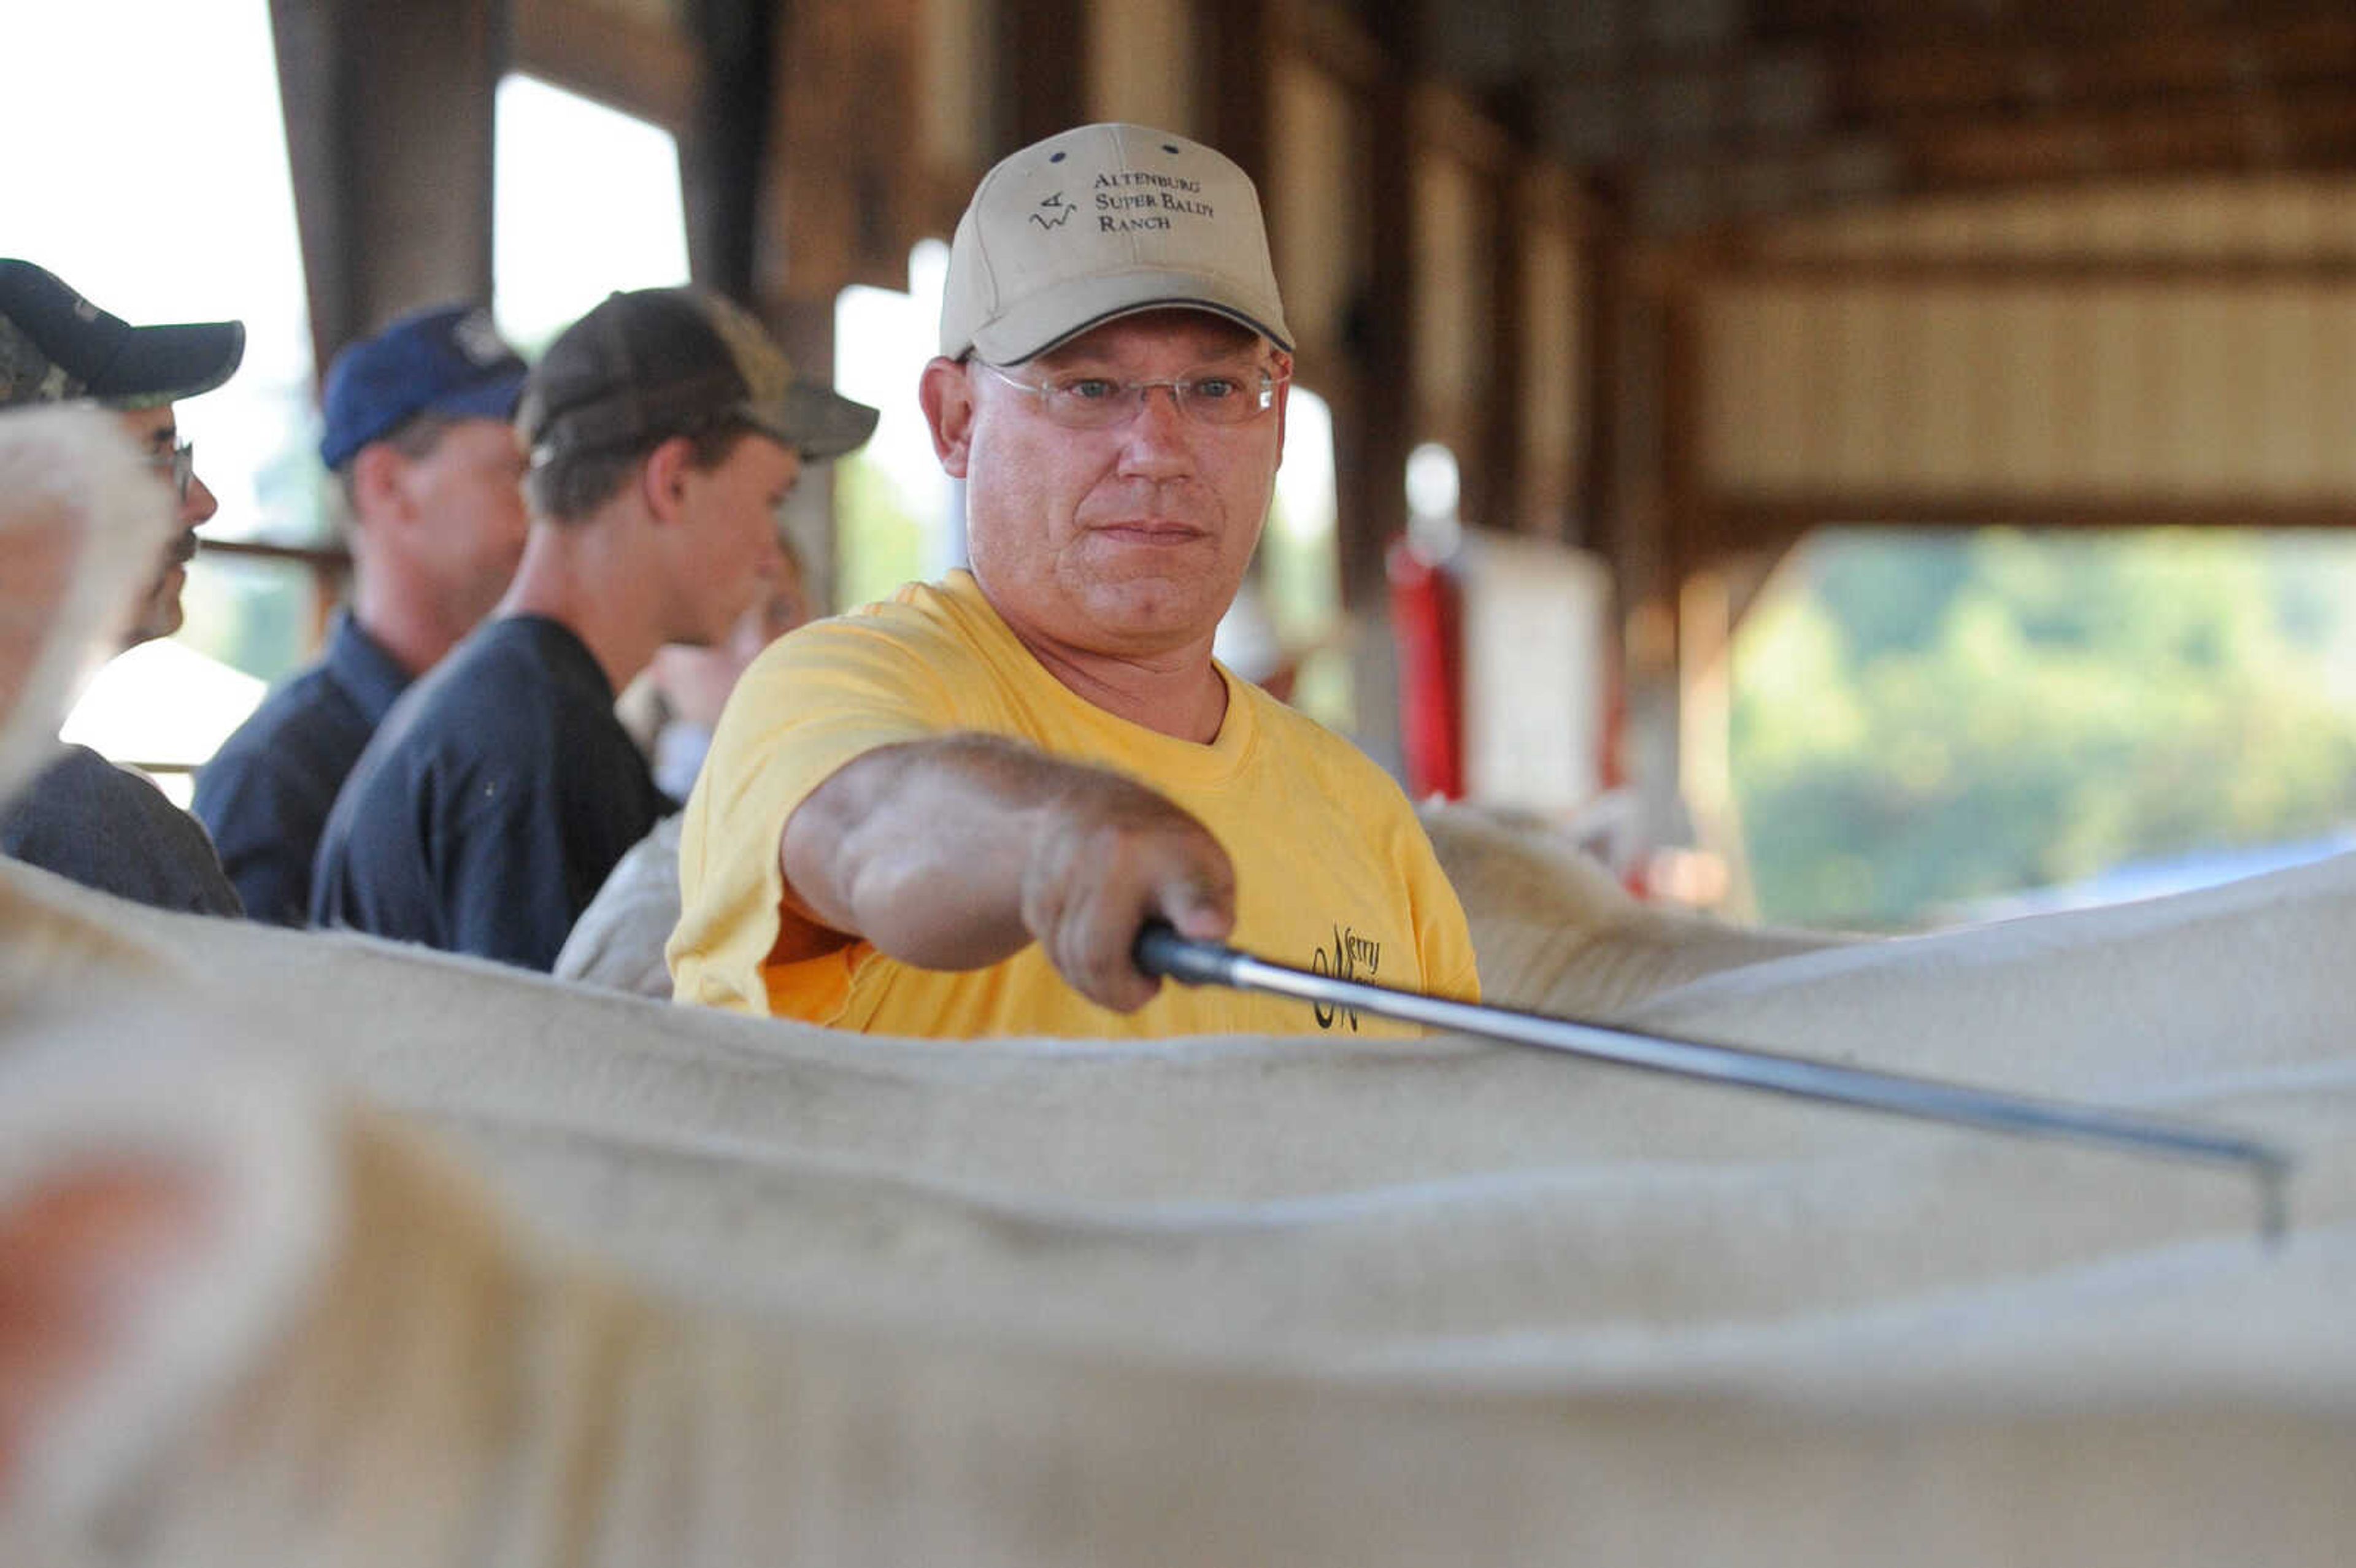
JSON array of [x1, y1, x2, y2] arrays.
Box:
[[5, 409, 2355, 1564], [7, 832, 2356, 1566], [552, 797, 1849, 1013], [1416, 798, 1855, 1013]]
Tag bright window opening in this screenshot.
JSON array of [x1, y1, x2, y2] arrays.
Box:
[[832, 239, 961, 611], [493, 74, 692, 355], [20, 0, 320, 794], [1728, 527, 2356, 931], [1255, 386, 1345, 728]]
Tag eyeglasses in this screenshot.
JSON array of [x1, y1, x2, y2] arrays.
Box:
[[972, 360, 1287, 429], [148, 440, 195, 502]]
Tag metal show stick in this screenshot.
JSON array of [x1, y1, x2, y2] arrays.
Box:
[[1132, 922, 2295, 1240]]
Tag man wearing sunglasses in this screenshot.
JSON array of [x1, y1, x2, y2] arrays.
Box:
[[669, 124, 1478, 1037], [0, 259, 244, 916]]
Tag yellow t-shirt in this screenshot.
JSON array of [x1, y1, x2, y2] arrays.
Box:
[[668, 571, 1479, 1038]]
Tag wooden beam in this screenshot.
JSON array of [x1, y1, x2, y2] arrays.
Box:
[[1915, 83, 2356, 188], [1274, 0, 1386, 93], [1198, 0, 1277, 190], [1706, 256, 2356, 288], [1331, 13, 1415, 611], [762, 0, 924, 303], [1518, 8, 2356, 125], [1474, 157, 1524, 537], [1631, 79, 2356, 234], [1573, 189, 1625, 556], [1834, 12, 2356, 121], [1747, 0, 2343, 55], [679, 0, 773, 301], [996, 0, 1088, 155], [1696, 493, 2356, 559], [511, 0, 696, 129], [269, 0, 502, 377]]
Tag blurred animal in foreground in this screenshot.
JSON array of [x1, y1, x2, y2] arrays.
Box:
[[3, 405, 2354, 1565]]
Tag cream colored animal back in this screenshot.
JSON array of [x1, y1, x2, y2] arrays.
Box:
[[6, 417, 2355, 1563], [12, 1013, 2354, 1568]]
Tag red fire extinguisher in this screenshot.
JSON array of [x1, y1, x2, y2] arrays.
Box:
[[1386, 535, 1464, 799]]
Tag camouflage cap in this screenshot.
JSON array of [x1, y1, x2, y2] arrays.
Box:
[[518, 287, 876, 467], [0, 260, 244, 411]]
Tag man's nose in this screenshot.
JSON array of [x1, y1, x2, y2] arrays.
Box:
[[1115, 385, 1194, 471], [183, 472, 219, 529]]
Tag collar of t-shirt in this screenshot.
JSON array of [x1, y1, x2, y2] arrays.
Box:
[[324, 610, 415, 727]]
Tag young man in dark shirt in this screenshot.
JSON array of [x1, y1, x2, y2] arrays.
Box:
[[193, 305, 529, 924], [0, 259, 245, 917], [309, 288, 874, 970]]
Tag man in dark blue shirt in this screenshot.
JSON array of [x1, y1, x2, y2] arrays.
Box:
[[193, 306, 529, 923], [310, 288, 875, 970], [0, 259, 245, 917]]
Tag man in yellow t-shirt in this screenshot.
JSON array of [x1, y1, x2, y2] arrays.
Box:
[[668, 122, 1479, 1037]]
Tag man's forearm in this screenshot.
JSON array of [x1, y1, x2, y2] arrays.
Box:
[[781, 735, 1061, 969], [777, 733, 1234, 1009]]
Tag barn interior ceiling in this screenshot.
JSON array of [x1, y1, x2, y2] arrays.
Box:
[[1393, 0, 2356, 237]]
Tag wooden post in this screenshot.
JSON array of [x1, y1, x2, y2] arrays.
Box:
[[681, 0, 775, 302], [996, 0, 1088, 154], [269, 0, 502, 378], [1195, 0, 1274, 190]]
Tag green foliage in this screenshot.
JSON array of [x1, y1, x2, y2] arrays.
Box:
[[1731, 528, 2356, 929], [832, 450, 933, 613]]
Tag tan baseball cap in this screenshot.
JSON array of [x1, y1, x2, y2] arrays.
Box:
[[940, 123, 1295, 364]]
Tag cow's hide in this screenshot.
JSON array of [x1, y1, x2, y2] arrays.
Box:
[[4, 840, 2355, 1565], [1417, 799, 1855, 1013], [5, 413, 2354, 1564], [550, 798, 1853, 1013]]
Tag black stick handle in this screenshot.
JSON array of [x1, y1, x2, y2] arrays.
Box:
[[1133, 920, 1241, 987]]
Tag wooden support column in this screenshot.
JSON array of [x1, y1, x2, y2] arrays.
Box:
[[760, 0, 923, 302], [1317, 13, 1417, 774], [1474, 159, 1526, 537], [1596, 233, 1688, 856], [269, 0, 502, 377], [1573, 185, 1622, 558], [753, 0, 926, 605], [1333, 31, 1414, 612], [996, 0, 1089, 155], [1195, 0, 1274, 188], [766, 297, 845, 603], [682, 0, 776, 301]]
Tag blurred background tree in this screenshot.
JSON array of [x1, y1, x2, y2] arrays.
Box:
[[1731, 529, 2356, 929]]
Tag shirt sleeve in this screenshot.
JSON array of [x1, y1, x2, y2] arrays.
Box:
[[1407, 830, 1482, 1005], [669, 613, 960, 1015], [192, 743, 323, 928], [443, 763, 581, 971], [2, 749, 244, 919]]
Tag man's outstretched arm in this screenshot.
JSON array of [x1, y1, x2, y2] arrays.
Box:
[[779, 734, 1234, 1012]]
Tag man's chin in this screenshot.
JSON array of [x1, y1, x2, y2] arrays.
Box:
[[125, 571, 187, 647]]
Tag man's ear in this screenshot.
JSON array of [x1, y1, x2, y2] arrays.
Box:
[[639, 434, 700, 525], [347, 443, 407, 525], [919, 357, 977, 479], [1269, 354, 1293, 474]]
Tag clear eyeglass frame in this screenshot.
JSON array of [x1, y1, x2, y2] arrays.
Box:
[[972, 359, 1287, 429], [149, 440, 195, 502]]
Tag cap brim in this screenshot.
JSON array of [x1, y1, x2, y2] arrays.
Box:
[[89, 320, 246, 409], [753, 381, 879, 462], [966, 272, 1294, 365]]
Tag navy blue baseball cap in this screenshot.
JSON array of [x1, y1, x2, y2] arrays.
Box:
[[0, 259, 245, 410], [318, 304, 528, 470]]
